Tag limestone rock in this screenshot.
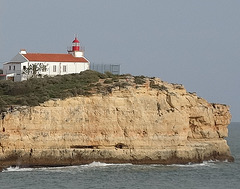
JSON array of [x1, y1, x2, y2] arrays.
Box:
[[0, 77, 233, 170]]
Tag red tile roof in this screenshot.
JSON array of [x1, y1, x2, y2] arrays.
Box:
[[23, 53, 88, 63]]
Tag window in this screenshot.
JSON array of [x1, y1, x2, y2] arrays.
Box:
[[53, 65, 56, 72], [23, 66, 26, 70], [63, 65, 67, 72], [42, 66, 47, 72], [13, 66, 15, 70], [9, 66, 11, 70]]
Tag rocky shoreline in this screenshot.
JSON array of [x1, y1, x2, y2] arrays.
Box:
[[0, 146, 234, 172], [0, 76, 233, 170]]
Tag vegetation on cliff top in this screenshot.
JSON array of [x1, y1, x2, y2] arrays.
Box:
[[0, 70, 169, 113]]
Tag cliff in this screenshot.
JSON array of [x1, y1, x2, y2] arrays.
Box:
[[0, 76, 233, 170]]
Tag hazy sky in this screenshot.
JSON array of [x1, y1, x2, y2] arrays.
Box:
[[0, 0, 239, 121]]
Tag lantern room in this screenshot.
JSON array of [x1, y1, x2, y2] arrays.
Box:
[[72, 37, 80, 51]]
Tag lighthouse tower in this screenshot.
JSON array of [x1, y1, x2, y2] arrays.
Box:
[[68, 37, 84, 57]]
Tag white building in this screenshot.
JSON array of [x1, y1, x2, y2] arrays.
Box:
[[3, 37, 90, 82]]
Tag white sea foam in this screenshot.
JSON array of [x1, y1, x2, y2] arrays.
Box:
[[82, 161, 132, 167], [82, 161, 110, 167], [2, 165, 71, 173], [2, 162, 133, 173], [3, 160, 229, 173], [165, 160, 217, 168], [3, 166, 34, 172]]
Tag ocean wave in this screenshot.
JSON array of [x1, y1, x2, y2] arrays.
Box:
[[165, 160, 220, 168], [3, 160, 229, 173], [2, 162, 133, 173], [2, 166, 34, 172]]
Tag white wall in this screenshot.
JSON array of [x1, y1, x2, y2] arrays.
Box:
[[47, 62, 89, 76], [3, 62, 22, 82], [22, 61, 89, 79], [3, 61, 89, 81], [21, 62, 29, 81]]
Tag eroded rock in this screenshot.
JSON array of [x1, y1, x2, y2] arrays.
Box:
[[0, 77, 233, 169]]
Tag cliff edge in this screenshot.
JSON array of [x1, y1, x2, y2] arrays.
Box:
[[0, 75, 233, 170]]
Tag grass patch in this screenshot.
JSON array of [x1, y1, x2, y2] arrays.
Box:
[[0, 70, 119, 112]]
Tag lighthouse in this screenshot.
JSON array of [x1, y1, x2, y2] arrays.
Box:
[[68, 37, 84, 57]]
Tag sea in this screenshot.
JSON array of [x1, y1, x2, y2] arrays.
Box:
[[0, 122, 239, 189]]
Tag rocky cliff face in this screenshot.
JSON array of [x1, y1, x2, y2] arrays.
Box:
[[0, 77, 233, 170]]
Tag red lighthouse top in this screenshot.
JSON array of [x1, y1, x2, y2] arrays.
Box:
[[72, 37, 80, 51], [72, 37, 80, 43]]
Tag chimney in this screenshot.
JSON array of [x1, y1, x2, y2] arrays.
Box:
[[20, 49, 27, 54]]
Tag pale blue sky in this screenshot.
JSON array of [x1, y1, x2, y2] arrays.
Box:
[[0, 0, 239, 121]]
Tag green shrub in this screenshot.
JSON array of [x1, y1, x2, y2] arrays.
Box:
[[95, 82, 102, 87], [0, 70, 135, 113], [105, 71, 114, 78], [150, 81, 168, 91], [113, 82, 130, 88], [16, 98, 28, 106], [134, 76, 145, 85], [112, 78, 119, 82], [104, 79, 113, 84]]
